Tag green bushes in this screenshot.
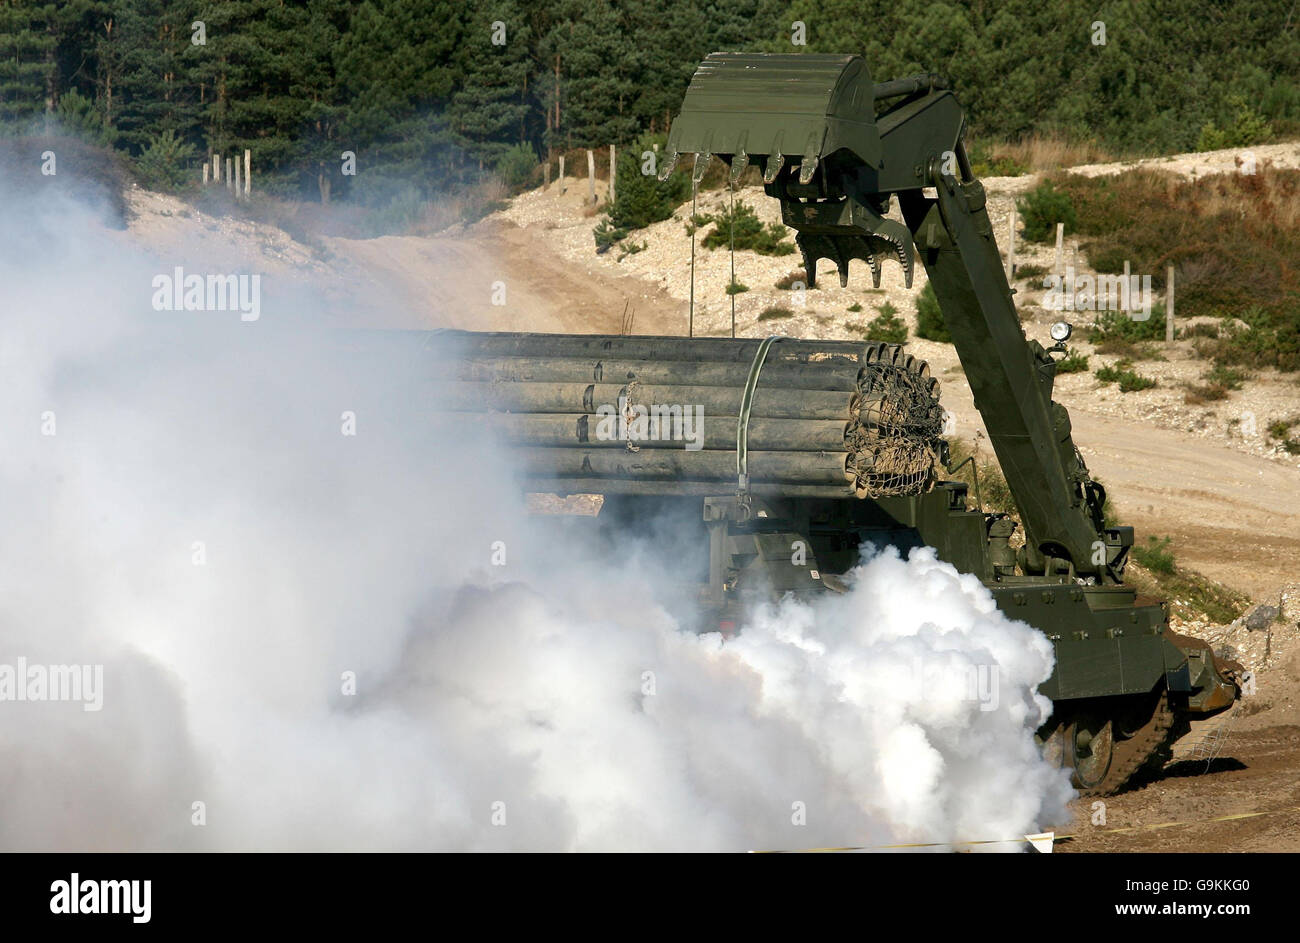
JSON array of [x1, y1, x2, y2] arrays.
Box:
[[1132, 535, 1176, 575], [1095, 360, 1157, 392], [1087, 304, 1168, 358], [1197, 95, 1275, 151], [594, 134, 690, 252], [1016, 181, 1077, 242], [914, 282, 950, 342], [494, 143, 538, 190], [1055, 349, 1089, 373], [133, 130, 196, 191], [862, 302, 907, 343], [694, 200, 795, 256]]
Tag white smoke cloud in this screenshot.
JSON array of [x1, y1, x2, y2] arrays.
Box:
[[0, 169, 1073, 852]]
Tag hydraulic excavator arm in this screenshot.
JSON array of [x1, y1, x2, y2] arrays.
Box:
[[665, 52, 1125, 582]]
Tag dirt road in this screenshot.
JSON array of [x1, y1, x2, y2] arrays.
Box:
[[1058, 724, 1300, 853], [324, 221, 685, 336]]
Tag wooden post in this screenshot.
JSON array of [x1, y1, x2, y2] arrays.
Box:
[[1005, 207, 1016, 279], [212, 154, 220, 182], [544, 161, 550, 188], [226, 157, 232, 191], [202, 163, 209, 185], [1166, 265, 1175, 342], [587, 149, 596, 204], [1054, 222, 1064, 274], [1070, 239, 1079, 302], [1123, 259, 1130, 313], [244, 149, 251, 196], [558, 155, 565, 193], [608, 144, 616, 206], [234, 153, 241, 196]]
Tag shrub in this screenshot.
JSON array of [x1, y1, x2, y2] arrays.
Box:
[[1095, 361, 1157, 392], [914, 282, 950, 342], [1055, 349, 1089, 373], [593, 219, 628, 254], [967, 140, 1029, 177], [1180, 321, 1220, 339], [757, 305, 793, 321], [1183, 383, 1229, 404], [133, 129, 196, 191], [1017, 180, 1077, 243], [775, 269, 807, 289], [494, 142, 538, 190], [1089, 304, 1167, 343], [1205, 365, 1247, 389], [698, 200, 795, 255], [725, 280, 748, 295], [1197, 95, 1274, 151], [1133, 535, 1176, 575], [594, 134, 691, 251], [865, 301, 907, 344]]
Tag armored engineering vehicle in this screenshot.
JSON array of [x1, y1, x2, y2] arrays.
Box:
[[432, 54, 1240, 795]]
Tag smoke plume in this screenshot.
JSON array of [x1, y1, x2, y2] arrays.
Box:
[[0, 168, 1073, 851]]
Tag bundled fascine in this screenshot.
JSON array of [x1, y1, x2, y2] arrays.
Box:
[[422, 331, 944, 498]]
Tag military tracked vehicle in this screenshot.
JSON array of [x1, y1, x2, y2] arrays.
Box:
[[428, 53, 1239, 795]]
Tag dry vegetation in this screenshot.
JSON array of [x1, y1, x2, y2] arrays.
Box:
[[971, 133, 1117, 176], [1049, 165, 1300, 372]]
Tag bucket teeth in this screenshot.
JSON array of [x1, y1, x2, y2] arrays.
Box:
[[776, 195, 914, 290], [800, 246, 817, 289], [867, 248, 883, 288], [798, 152, 819, 185], [868, 220, 916, 289], [795, 233, 884, 289], [729, 151, 749, 184], [657, 150, 679, 182], [691, 152, 712, 186], [763, 153, 785, 184]]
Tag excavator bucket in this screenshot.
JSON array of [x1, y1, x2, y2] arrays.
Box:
[[664, 53, 915, 289]]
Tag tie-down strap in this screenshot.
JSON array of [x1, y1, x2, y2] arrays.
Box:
[[737, 335, 784, 497]]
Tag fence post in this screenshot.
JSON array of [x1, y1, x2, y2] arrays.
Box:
[[1070, 239, 1079, 302], [1054, 222, 1064, 274], [1166, 265, 1175, 342], [202, 163, 209, 185], [244, 149, 251, 196], [609, 144, 616, 206], [212, 154, 220, 183], [226, 157, 233, 192], [544, 161, 551, 188], [234, 153, 241, 196], [1005, 207, 1016, 279], [587, 149, 596, 204], [1123, 259, 1131, 313], [558, 155, 565, 193]]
